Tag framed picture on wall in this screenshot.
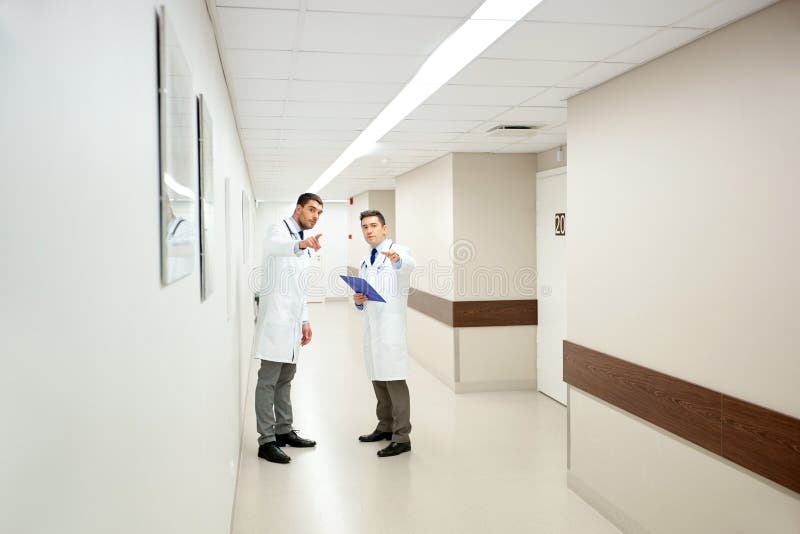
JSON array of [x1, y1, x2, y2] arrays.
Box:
[[197, 94, 214, 301], [242, 191, 251, 264], [225, 178, 233, 321], [157, 6, 197, 286]]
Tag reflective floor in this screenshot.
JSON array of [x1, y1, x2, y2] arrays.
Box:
[[232, 301, 618, 534]]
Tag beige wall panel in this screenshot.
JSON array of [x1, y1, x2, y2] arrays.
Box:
[[407, 308, 456, 388], [570, 390, 800, 534], [452, 153, 537, 301], [567, 0, 800, 417], [458, 325, 537, 385], [567, 1, 800, 529], [396, 155, 455, 299], [536, 146, 568, 172], [368, 189, 396, 235]]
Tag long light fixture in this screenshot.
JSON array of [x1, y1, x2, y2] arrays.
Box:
[[306, 0, 544, 194]]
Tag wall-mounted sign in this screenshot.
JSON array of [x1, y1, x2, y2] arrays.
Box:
[[555, 213, 566, 236]]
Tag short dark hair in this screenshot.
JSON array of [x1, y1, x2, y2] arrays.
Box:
[[296, 192, 323, 207], [360, 210, 386, 226]]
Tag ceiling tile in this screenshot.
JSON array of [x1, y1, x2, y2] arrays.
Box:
[[241, 116, 369, 130], [392, 119, 484, 133], [217, 8, 298, 50], [426, 84, 543, 106], [519, 87, 580, 107], [561, 62, 636, 88], [542, 122, 567, 133], [380, 131, 461, 143], [288, 80, 402, 103], [306, 0, 483, 17], [451, 58, 591, 86], [496, 141, 562, 153], [452, 133, 530, 144], [611, 27, 707, 63], [294, 52, 425, 83], [232, 78, 288, 100], [276, 139, 349, 149], [492, 106, 568, 124], [217, 1, 300, 8], [300, 12, 461, 55], [484, 21, 658, 62], [237, 100, 285, 117], [407, 105, 508, 121], [281, 129, 361, 141], [240, 128, 283, 139], [677, 0, 778, 29], [283, 101, 383, 118], [525, 0, 717, 26], [224, 49, 292, 78], [243, 138, 279, 149], [447, 142, 515, 152]]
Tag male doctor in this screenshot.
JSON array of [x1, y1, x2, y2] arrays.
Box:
[[253, 193, 323, 464], [353, 210, 416, 457]]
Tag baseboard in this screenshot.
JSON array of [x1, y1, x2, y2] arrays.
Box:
[[567, 471, 649, 534], [454, 379, 537, 393]]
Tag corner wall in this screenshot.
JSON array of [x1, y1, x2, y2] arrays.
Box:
[[566, 1, 800, 530], [396, 153, 538, 392]]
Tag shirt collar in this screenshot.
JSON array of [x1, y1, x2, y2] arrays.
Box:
[[285, 217, 301, 235], [373, 238, 392, 253]]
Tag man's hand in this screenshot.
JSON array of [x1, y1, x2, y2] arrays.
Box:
[[353, 293, 368, 305], [301, 323, 312, 346], [382, 250, 400, 263], [299, 233, 323, 251]]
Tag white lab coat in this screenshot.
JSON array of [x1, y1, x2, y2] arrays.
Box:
[[253, 218, 309, 363], [357, 240, 416, 381]]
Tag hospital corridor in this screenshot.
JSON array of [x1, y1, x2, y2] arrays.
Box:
[[231, 301, 617, 534], [3, 0, 799, 533]]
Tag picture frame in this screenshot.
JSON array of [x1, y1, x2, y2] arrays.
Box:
[[197, 94, 214, 300], [157, 6, 197, 286]]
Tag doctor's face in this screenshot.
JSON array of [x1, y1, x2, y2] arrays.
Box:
[[295, 200, 323, 230], [361, 216, 387, 247]]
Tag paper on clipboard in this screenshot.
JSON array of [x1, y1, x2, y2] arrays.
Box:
[[339, 275, 386, 303]]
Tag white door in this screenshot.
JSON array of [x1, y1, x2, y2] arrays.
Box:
[[536, 167, 567, 405]]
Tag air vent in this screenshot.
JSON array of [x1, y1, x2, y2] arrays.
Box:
[[485, 125, 541, 137]]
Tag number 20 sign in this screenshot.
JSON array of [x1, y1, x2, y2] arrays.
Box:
[[555, 213, 566, 236]]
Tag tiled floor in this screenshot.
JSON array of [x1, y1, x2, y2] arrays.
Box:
[[231, 301, 618, 534]]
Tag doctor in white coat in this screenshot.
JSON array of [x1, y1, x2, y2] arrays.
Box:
[[353, 210, 416, 457], [253, 193, 323, 464]]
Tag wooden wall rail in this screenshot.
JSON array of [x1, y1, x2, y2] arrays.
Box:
[[346, 268, 537, 328], [563, 340, 800, 494], [409, 288, 537, 327]]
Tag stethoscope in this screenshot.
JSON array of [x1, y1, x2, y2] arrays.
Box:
[[360, 242, 394, 271], [283, 219, 311, 257]]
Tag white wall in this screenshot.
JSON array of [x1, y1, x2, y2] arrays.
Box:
[[0, 2, 254, 533], [567, 1, 800, 531], [255, 201, 349, 299]]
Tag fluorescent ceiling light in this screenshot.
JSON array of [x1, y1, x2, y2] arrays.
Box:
[[307, 0, 543, 195]]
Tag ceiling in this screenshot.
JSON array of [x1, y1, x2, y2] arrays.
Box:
[[210, 0, 778, 201]]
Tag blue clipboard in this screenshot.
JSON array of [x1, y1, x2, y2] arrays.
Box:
[[339, 275, 386, 303]]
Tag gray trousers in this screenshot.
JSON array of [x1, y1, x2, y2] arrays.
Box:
[[372, 380, 411, 444], [255, 359, 296, 445]]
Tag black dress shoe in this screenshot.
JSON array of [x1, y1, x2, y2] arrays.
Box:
[[258, 442, 291, 464], [358, 430, 393, 442], [377, 441, 411, 457], [275, 430, 316, 448]]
